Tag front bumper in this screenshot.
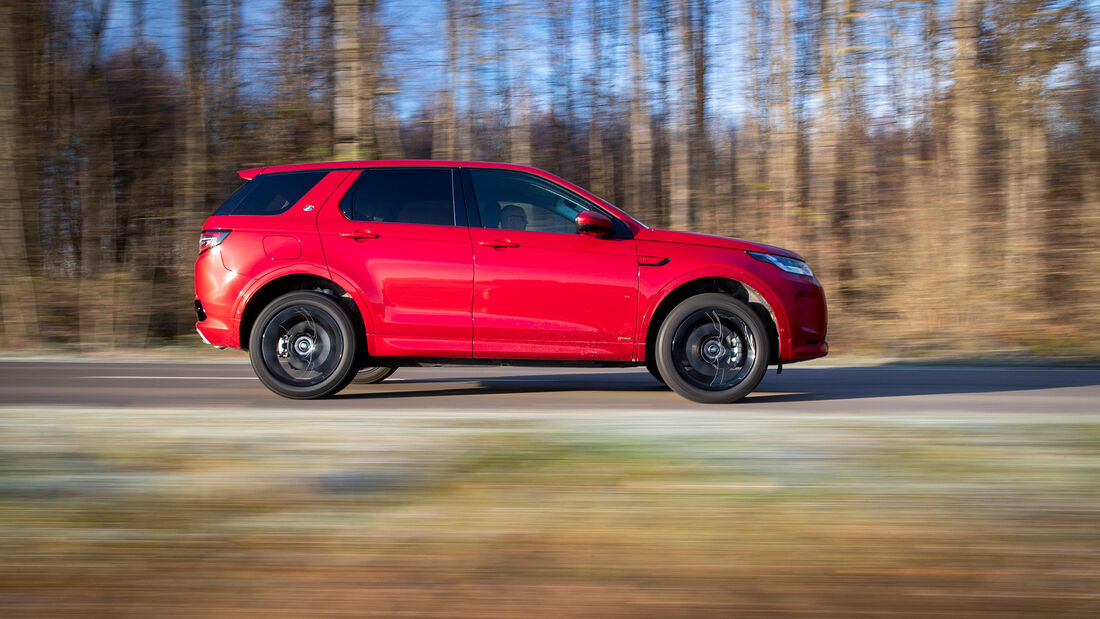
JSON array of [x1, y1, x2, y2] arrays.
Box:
[[775, 276, 828, 363]]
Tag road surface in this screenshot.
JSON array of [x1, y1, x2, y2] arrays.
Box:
[[1, 359, 1097, 413]]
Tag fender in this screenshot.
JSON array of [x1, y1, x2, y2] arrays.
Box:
[[232, 263, 378, 354], [322, 265, 379, 353], [634, 265, 792, 362]]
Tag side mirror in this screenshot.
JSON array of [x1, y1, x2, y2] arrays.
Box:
[[575, 210, 615, 238]]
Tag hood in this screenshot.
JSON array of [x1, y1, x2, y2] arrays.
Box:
[[642, 229, 804, 261]]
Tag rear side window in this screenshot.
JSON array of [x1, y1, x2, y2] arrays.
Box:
[[213, 171, 328, 216], [341, 168, 456, 226]]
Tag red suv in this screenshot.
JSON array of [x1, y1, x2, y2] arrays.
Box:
[[195, 161, 827, 403]]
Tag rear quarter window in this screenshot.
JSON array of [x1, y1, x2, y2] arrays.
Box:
[[213, 171, 329, 216]]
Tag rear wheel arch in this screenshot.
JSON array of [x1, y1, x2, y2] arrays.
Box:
[[239, 274, 370, 363], [643, 277, 781, 370]]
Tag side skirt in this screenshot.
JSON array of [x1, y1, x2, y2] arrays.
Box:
[[366, 357, 644, 369]]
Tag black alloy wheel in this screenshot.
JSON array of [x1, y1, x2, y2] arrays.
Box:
[[655, 293, 771, 404], [249, 291, 359, 399]]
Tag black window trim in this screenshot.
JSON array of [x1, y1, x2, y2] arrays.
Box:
[[458, 167, 633, 239], [338, 166, 465, 227]]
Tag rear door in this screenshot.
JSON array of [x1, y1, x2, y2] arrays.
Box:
[[317, 167, 473, 357]]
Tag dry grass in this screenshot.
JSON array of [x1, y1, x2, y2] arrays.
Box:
[[1, 407, 1098, 616]]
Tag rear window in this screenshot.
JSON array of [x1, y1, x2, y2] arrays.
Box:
[[213, 171, 328, 216]]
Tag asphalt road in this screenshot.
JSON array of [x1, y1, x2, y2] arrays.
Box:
[[2, 358, 1097, 413]]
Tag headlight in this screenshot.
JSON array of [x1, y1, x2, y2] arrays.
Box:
[[747, 251, 814, 277]]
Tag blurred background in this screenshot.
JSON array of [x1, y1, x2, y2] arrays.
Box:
[[2, 4, 1100, 615], [1, 0, 1099, 357]]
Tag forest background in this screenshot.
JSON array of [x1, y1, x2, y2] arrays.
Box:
[[1, 0, 1098, 358]]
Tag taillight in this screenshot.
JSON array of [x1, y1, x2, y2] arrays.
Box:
[[199, 230, 231, 253]]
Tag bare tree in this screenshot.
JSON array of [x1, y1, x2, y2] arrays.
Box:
[[0, 0, 39, 342], [333, 0, 362, 159], [668, 0, 692, 230], [507, 1, 532, 165], [433, 0, 460, 159], [628, 0, 654, 222], [75, 0, 119, 349], [947, 0, 981, 303]]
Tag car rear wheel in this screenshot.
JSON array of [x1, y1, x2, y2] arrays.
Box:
[[645, 356, 666, 385], [655, 293, 770, 404], [249, 291, 359, 399], [354, 366, 397, 384]]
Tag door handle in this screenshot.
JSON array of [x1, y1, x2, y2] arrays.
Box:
[[340, 230, 379, 240], [479, 239, 519, 249]]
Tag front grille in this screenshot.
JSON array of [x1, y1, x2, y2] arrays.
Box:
[[195, 300, 207, 322]]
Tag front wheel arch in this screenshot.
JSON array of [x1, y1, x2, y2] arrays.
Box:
[[643, 277, 779, 370]]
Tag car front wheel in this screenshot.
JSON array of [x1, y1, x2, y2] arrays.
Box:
[[249, 291, 359, 399], [655, 293, 771, 404]]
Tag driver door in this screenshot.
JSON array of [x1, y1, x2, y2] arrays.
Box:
[[464, 168, 638, 360]]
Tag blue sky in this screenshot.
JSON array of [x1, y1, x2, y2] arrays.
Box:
[[101, 0, 1100, 125]]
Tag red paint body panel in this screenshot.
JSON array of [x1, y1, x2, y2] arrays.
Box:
[[470, 228, 637, 360], [194, 246, 252, 348], [263, 235, 302, 260], [207, 170, 349, 279], [316, 171, 474, 357], [630, 229, 828, 364], [641, 228, 804, 261], [237, 167, 265, 181], [194, 160, 827, 367]]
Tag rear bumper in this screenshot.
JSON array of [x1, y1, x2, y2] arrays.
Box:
[[196, 320, 236, 349], [195, 326, 227, 349], [194, 249, 252, 349]]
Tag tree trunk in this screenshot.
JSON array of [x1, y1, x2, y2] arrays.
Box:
[[77, 0, 118, 350], [333, 0, 361, 160], [433, 0, 459, 159], [175, 0, 208, 338], [628, 0, 654, 223], [668, 0, 691, 231], [0, 1, 40, 343], [949, 0, 980, 308], [809, 0, 839, 287], [1004, 105, 1045, 301], [772, 0, 796, 249], [587, 0, 608, 197]]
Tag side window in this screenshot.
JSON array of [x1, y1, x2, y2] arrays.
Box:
[[213, 171, 328, 216], [341, 168, 456, 226], [468, 169, 595, 234]]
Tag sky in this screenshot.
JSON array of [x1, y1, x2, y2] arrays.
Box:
[[100, 0, 753, 121], [101, 0, 1100, 126]]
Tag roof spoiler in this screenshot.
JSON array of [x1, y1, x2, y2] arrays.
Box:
[[237, 167, 265, 181]]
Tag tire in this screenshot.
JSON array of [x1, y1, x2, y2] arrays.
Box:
[[654, 293, 771, 404], [645, 356, 666, 385], [354, 366, 397, 384], [249, 291, 359, 399]]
